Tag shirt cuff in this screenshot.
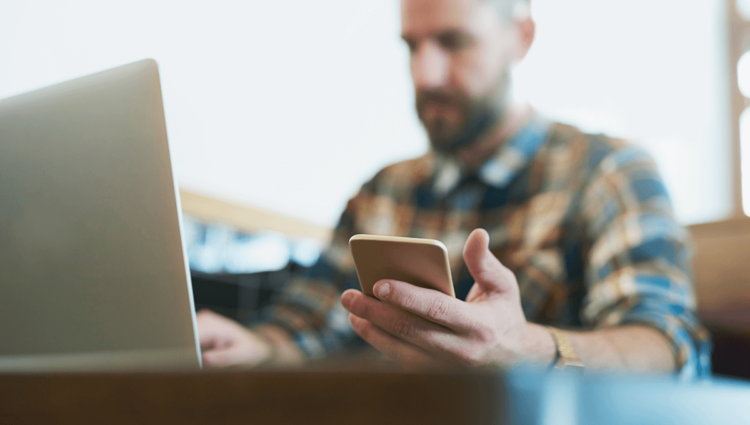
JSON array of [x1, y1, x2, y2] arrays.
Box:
[[618, 299, 712, 380]]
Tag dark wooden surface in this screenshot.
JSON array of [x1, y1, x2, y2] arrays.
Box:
[[701, 307, 750, 380], [689, 221, 750, 381], [0, 369, 506, 425]]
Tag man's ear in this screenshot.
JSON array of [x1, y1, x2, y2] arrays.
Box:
[[513, 16, 535, 62]]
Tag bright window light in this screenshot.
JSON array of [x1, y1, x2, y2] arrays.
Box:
[[741, 108, 750, 217], [738, 0, 750, 20], [0, 0, 734, 227], [515, 0, 732, 225], [738, 51, 750, 98]]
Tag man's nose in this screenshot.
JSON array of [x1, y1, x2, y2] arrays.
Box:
[[411, 42, 450, 91]]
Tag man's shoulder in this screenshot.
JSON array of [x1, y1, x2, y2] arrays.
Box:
[[545, 121, 649, 173], [548, 122, 628, 152], [365, 153, 435, 188]]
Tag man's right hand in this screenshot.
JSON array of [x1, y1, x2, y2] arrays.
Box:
[[196, 309, 274, 368]]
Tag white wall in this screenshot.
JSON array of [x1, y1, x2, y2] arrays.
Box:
[[515, 0, 733, 225], [0, 0, 733, 227]]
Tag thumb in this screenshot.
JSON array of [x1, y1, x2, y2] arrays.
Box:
[[462, 228, 517, 295]]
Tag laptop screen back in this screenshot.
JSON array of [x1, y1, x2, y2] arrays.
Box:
[[0, 60, 201, 371]]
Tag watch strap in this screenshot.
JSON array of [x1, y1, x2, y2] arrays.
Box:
[[548, 327, 584, 370]]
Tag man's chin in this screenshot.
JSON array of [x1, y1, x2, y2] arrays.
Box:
[[422, 120, 462, 150], [423, 109, 497, 154], [428, 135, 464, 154], [425, 131, 458, 153]]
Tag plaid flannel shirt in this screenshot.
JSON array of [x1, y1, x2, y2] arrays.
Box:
[[263, 115, 711, 379]]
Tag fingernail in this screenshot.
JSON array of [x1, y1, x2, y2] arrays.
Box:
[[376, 282, 391, 299]]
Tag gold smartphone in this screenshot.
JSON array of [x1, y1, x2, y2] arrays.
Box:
[[349, 234, 455, 298]]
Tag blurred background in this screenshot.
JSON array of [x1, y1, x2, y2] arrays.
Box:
[[2, 0, 750, 378]]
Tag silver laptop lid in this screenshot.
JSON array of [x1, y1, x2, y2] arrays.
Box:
[[0, 59, 201, 371]]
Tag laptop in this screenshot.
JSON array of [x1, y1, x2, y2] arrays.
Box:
[[0, 59, 202, 372]]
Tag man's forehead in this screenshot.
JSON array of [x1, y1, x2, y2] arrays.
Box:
[[400, 0, 497, 37]]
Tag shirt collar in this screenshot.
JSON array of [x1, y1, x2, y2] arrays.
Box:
[[431, 114, 551, 197]]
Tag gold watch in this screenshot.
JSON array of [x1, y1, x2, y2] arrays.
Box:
[[548, 327, 584, 370]]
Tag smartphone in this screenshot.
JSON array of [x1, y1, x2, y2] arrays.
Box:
[[349, 234, 455, 298]]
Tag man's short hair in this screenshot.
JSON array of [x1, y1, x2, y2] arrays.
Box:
[[484, 0, 531, 22]]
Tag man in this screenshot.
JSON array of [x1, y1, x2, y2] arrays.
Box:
[[198, 0, 710, 377]]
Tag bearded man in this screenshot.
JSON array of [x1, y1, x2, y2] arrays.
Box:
[[197, 0, 710, 377]]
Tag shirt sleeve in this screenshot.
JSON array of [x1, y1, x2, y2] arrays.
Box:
[[579, 145, 712, 380], [256, 184, 375, 359]]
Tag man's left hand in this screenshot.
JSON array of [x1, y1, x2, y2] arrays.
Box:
[[341, 228, 556, 368]]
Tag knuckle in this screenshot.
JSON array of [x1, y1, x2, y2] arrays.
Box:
[[459, 346, 487, 367], [469, 349, 488, 366], [196, 309, 213, 320], [399, 291, 420, 310], [390, 315, 415, 340], [426, 297, 450, 321], [474, 328, 490, 344], [471, 321, 493, 342]]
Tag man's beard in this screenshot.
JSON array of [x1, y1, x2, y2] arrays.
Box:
[[416, 73, 510, 154]]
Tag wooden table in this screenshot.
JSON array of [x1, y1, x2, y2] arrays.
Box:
[[0, 369, 506, 425], [3, 366, 750, 425]]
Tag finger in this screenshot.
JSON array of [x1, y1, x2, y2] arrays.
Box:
[[202, 339, 270, 368], [342, 289, 463, 353], [371, 279, 476, 332], [196, 310, 224, 348], [202, 346, 247, 368], [196, 310, 251, 351], [196, 310, 237, 348], [348, 314, 434, 368], [462, 228, 517, 295]]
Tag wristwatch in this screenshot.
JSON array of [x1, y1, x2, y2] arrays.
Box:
[[548, 327, 584, 371]]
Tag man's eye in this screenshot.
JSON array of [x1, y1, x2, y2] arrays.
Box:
[[404, 40, 417, 53], [436, 33, 473, 51]]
